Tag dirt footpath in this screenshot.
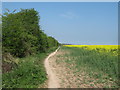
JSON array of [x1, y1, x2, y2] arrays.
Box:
[[44, 47, 78, 88], [44, 47, 60, 88]]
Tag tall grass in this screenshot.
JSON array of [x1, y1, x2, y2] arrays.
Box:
[[62, 46, 119, 87], [2, 47, 58, 88]]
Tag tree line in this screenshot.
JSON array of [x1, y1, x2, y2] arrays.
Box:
[[2, 8, 59, 58]]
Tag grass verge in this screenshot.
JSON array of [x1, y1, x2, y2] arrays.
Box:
[[2, 47, 58, 88], [60, 46, 119, 88]]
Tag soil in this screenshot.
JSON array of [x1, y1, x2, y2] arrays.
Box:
[[44, 47, 117, 88]]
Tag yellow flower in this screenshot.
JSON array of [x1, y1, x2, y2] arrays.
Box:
[[64, 45, 119, 56]]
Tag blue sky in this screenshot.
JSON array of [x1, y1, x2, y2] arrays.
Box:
[[2, 2, 118, 45]]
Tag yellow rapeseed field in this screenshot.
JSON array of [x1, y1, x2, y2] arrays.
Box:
[[64, 45, 119, 55], [64, 45, 118, 50]]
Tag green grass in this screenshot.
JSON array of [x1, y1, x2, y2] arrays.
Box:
[[61, 46, 119, 88], [2, 47, 58, 88]]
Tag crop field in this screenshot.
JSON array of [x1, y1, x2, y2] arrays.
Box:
[[56, 45, 119, 88], [64, 45, 119, 55], [64, 45, 118, 51], [64, 45, 118, 49]]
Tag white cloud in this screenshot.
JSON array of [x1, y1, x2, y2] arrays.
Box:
[[60, 12, 78, 19]]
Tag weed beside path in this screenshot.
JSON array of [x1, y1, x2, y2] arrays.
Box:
[[2, 47, 58, 88]]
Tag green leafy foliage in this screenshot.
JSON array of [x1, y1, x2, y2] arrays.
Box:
[[2, 8, 59, 88], [2, 8, 59, 57], [2, 53, 47, 88]]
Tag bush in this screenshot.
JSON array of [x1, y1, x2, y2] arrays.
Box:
[[2, 8, 59, 58]]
